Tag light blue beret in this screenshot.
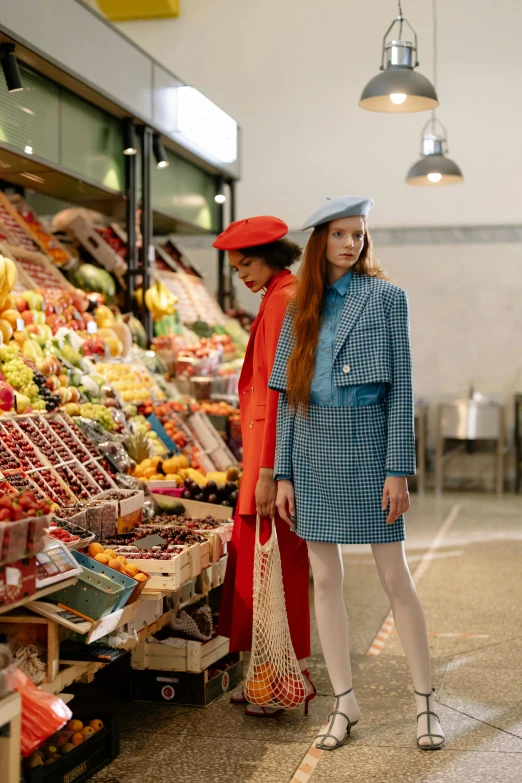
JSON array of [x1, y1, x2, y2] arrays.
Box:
[[301, 195, 375, 231]]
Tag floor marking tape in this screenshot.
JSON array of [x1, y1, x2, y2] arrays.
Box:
[[366, 504, 462, 656], [289, 726, 327, 783]]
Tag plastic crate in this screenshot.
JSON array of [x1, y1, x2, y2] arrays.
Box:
[[23, 712, 120, 783], [45, 552, 136, 619]]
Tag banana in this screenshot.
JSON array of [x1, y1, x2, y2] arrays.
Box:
[[0, 257, 7, 308], [4, 257, 17, 292], [144, 282, 178, 321]]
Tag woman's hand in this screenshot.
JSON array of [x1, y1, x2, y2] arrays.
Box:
[[382, 476, 410, 524], [255, 467, 277, 518], [276, 479, 296, 529]]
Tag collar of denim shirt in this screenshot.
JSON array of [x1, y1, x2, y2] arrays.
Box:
[[326, 268, 353, 298]]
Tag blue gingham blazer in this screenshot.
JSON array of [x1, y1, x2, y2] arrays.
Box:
[[268, 273, 416, 475]]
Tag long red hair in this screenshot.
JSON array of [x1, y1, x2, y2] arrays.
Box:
[[286, 219, 388, 411]]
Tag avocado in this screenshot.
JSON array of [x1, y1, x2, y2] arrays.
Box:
[[153, 494, 186, 516]]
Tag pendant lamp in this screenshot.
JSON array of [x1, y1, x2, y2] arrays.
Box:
[[406, 117, 463, 185], [406, 0, 463, 186], [359, 1, 438, 113]]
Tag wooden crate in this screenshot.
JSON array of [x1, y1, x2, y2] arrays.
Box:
[[181, 497, 234, 521], [131, 634, 230, 673], [187, 411, 238, 471], [69, 214, 127, 277], [4, 192, 73, 267], [0, 609, 59, 683], [0, 243, 73, 290], [120, 544, 198, 592]]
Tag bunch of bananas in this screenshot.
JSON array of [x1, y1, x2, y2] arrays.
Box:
[[144, 281, 178, 321], [0, 255, 17, 310]]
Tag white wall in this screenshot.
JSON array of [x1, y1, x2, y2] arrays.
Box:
[[118, 2, 522, 476], [118, 0, 522, 229]]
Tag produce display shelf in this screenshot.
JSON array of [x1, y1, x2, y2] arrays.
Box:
[[93, 361, 167, 404], [110, 608, 174, 651], [0, 191, 41, 252], [0, 576, 77, 616], [46, 412, 102, 461], [40, 661, 106, 695], [3, 244, 73, 290], [15, 414, 78, 466], [6, 192, 73, 267], [28, 598, 139, 644]]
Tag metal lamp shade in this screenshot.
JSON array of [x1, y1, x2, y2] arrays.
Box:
[[406, 153, 463, 186], [359, 67, 439, 113]]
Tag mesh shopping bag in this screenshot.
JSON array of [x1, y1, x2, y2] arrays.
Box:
[[244, 516, 307, 709]]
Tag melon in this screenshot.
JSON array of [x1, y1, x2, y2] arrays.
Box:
[[110, 321, 133, 356], [124, 315, 147, 349], [68, 264, 116, 304]]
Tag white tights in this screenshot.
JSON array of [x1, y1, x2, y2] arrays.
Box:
[[307, 541, 443, 747]]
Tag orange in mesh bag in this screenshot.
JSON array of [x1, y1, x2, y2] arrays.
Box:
[[244, 516, 307, 710]]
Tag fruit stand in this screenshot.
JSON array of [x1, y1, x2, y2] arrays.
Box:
[[0, 190, 253, 781]]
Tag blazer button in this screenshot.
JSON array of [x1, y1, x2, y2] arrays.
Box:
[[249, 420, 253, 429], [343, 364, 351, 374]]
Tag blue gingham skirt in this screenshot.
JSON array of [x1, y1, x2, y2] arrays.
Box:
[[292, 402, 406, 544]]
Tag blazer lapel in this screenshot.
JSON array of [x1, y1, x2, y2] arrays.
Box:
[[332, 274, 372, 362], [239, 270, 294, 392]]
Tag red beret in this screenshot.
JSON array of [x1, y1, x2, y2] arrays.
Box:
[[213, 215, 288, 250]]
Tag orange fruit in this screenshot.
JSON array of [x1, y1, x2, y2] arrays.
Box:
[[108, 559, 123, 572], [103, 549, 117, 560], [148, 473, 164, 481], [0, 310, 20, 329], [254, 663, 277, 684], [244, 677, 272, 705], [94, 553, 110, 565], [133, 572, 148, 582], [81, 726, 95, 738], [177, 455, 189, 469], [67, 720, 83, 732], [71, 733, 84, 745], [115, 555, 127, 565], [88, 542, 104, 557], [143, 467, 156, 478], [89, 719, 104, 732], [124, 563, 139, 577], [272, 675, 306, 709]]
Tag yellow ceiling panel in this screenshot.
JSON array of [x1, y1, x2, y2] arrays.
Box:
[[97, 0, 179, 21]]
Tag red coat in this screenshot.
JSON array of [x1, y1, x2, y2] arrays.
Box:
[[237, 269, 296, 515], [217, 269, 310, 659]]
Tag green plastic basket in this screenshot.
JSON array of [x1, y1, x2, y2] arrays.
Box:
[[46, 551, 136, 620]]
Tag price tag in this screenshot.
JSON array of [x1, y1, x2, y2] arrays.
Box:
[[133, 534, 166, 550]]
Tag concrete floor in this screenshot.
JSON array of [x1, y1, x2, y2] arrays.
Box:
[[93, 493, 522, 783]]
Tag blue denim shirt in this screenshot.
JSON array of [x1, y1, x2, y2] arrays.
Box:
[[277, 270, 406, 479], [310, 270, 387, 407]]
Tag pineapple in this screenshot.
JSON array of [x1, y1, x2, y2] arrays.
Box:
[[125, 430, 152, 463]]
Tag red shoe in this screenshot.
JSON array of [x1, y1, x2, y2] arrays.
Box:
[[302, 669, 317, 716], [244, 704, 285, 717], [230, 690, 248, 705]]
